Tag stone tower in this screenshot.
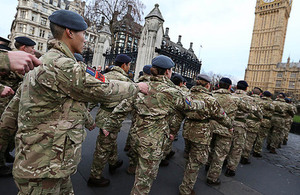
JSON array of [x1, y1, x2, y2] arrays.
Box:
[[244, 0, 292, 92], [134, 4, 165, 81]]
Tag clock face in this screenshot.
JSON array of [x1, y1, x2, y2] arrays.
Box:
[[263, 0, 275, 3]]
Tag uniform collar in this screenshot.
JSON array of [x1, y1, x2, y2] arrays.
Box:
[[111, 66, 128, 77], [48, 39, 76, 61]]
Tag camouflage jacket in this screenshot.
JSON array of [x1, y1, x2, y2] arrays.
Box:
[[272, 98, 289, 118], [12, 40, 138, 179], [95, 65, 134, 128], [259, 96, 275, 128], [210, 88, 236, 137], [0, 84, 4, 94], [183, 86, 232, 144], [168, 85, 189, 135], [0, 51, 10, 73], [103, 75, 205, 160], [0, 71, 23, 114]]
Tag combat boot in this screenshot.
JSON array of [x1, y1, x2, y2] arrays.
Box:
[[126, 166, 136, 175], [283, 139, 287, 145], [87, 177, 110, 187], [269, 147, 277, 154], [252, 152, 262, 158], [0, 165, 12, 177], [166, 150, 175, 160], [205, 164, 210, 171], [206, 178, 221, 186], [109, 160, 123, 174], [159, 159, 169, 167], [266, 144, 271, 150], [240, 157, 251, 165], [224, 168, 235, 177], [4, 151, 15, 163], [124, 145, 131, 152], [278, 143, 281, 148]]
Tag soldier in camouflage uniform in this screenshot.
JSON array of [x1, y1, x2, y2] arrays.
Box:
[[252, 91, 275, 157], [102, 55, 205, 195], [282, 98, 297, 145], [88, 54, 134, 187], [0, 10, 147, 194], [206, 77, 236, 185], [269, 93, 291, 153], [179, 74, 232, 195], [225, 81, 259, 177], [240, 87, 263, 164], [160, 74, 187, 166]]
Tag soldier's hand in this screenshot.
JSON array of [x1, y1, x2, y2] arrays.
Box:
[[229, 128, 234, 132], [8, 51, 42, 75], [1, 86, 14, 97], [169, 134, 175, 140], [102, 129, 110, 137], [137, 82, 149, 95], [88, 123, 96, 131]]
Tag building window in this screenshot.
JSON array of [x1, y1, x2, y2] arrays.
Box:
[[41, 17, 47, 25], [18, 24, 27, 33], [38, 42, 44, 51], [277, 72, 283, 78], [44, 0, 48, 3], [276, 80, 281, 88], [42, 7, 48, 14], [53, 0, 58, 6], [31, 12, 37, 22], [290, 73, 297, 78], [289, 81, 295, 89], [48, 32, 53, 39], [30, 26, 35, 35], [33, 3, 38, 9], [39, 29, 45, 38], [20, 10, 27, 19]]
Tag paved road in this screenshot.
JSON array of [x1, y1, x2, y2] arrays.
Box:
[[1, 108, 300, 195]]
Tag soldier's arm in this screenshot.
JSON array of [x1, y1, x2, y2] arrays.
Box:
[[252, 104, 263, 120], [84, 110, 95, 130], [0, 87, 21, 150], [0, 84, 4, 94], [0, 51, 10, 72], [102, 96, 135, 133], [40, 61, 141, 104], [169, 112, 184, 135], [211, 100, 233, 129]]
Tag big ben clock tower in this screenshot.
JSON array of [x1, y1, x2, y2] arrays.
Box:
[[244, 0, 292, 92]]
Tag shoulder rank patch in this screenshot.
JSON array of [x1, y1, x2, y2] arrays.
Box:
[[185, 98, 192, 106], [86, 66, 95, 77], [95, 71, 105, 82]]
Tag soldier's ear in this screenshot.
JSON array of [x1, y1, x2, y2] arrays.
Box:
[[66, 28, 73, 39]]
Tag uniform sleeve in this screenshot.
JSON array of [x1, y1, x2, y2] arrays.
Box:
[[102, 96, 135, 133], [0, 51, 10, 73], [0, 87, 20, 149], [0, 84, 4, 94], [37, 60, 139, 104], [84, 110, 95, 129], [210, 100, 233, 129]]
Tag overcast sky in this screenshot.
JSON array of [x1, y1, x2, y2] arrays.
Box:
[[1, 0, 299, 82]]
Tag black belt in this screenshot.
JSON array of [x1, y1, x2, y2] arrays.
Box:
[[263, 116, 271, 120], [186, 118, 209, 123]]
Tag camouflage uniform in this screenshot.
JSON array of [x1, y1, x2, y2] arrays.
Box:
[[226, 90, 256, 171], [207, 88, 236, 182], [269, 98, 289, 149], [90, 66, 134, 179], [163, 85, 189, 159], [283, 104, 297, 143], [241, 94, 263, 160], [179, 85, 232, 195], [0, 40, 139, 193], [253, 96, 275, 154], [103, 75, 205, 195], [0, 51, 10, 73], [0, 71, 23, 166]]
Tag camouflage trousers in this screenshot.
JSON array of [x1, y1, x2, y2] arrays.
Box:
[[207, 135, 232, 182], [270, 117, 285, 149], [90, 129, 118, 179], [242, 131, 257, 159], [179, 143, 209, 195], [130, 156, 161, 195], [0, 134, 15, 166], [253, 126, 270, 154], [283, 120, 293, 142], [227, 125, 247, 171], [14, 176, 74, 195], [162, 138, 173, 159], [184, 139, 192, 155]]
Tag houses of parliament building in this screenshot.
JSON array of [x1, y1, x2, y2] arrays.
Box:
[[244, 0, 299, 100]]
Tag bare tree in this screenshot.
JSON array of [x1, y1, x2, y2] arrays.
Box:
[[84, 0, 145, 49]]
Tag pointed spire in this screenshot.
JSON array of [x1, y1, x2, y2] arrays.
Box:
[[145, 4, 164, 22]]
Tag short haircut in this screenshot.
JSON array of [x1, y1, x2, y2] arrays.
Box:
[[171, 76, 183, 86], [196, 79, 209, 87], [252, 87, 262, 95], [237, 83, 247, 90], [219, 81, 231, 89], [14, 41, 23, 49], [115, 61, 125, 67], [50, 22, 66, 39]]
